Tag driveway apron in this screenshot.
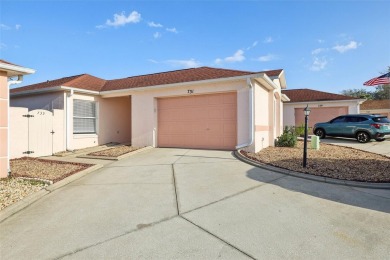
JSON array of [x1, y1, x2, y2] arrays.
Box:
[[0, 148, 389, 259]]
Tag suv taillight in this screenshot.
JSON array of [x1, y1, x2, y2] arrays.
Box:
[[371, 123, 381, 129]]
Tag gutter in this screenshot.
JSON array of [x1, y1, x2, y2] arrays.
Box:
[[7, 75, 24, 176]]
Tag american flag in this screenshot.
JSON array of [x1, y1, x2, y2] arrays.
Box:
[[363, 72, 390, 86]]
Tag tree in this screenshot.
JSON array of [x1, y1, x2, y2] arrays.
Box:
[[372, 84, 390, 99], [340, 89, 373, 99]]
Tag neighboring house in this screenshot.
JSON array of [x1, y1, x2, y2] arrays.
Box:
[[360, 99, 390, 118], [0, 60, 35, 177], [10, 67, 289, 154], [282, 89, 365, 128]]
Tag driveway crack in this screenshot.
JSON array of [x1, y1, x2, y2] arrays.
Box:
[[180, 215, 256, 260], [171, 164, 180, 216]]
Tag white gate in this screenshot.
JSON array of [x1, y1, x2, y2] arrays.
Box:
[[24, 109, 54, 157]]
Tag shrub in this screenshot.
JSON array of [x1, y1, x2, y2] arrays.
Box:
[[294, 124, 305, 136], [275, 126, 297, 147]]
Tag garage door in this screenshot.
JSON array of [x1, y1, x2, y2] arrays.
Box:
[[295, 106, 348, 128], [158, 92, 237, 150]]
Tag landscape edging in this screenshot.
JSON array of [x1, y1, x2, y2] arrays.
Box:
[[234, 150, 390, 190]]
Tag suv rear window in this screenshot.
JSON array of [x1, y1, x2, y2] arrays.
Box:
[[372, 117, 390, 123]]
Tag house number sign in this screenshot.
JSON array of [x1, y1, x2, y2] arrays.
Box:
[[187, 89, 194, 94]]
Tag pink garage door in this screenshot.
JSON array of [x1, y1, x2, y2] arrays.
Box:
[[158, 92, 237, 150], [295, 106, 348, 128]]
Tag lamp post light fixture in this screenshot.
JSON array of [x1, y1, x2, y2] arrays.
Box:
[[303, 105, 311, 168]]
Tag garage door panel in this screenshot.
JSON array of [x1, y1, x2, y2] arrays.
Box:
[[223, 93, 236, 104], [209, 108, 224, 119], [158, 92, 237, 150], [223, 121, 236, 134], [208, 94, 224, 105]]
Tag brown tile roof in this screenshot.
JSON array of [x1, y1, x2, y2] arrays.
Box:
[[11, 74, 106, 93], [360, 99, 390, 110], [11, 67, 283, 94], [282, 89, 359, 102], [102, 67, 283, 91]]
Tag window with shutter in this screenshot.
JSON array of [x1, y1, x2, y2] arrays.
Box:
[[73, 99, 97, 134]]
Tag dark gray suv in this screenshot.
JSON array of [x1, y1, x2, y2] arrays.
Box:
[[313, 114, 390, 143]]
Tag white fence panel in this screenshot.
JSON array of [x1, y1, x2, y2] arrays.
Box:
[[10, 107, 65, 158], [27, 109, 53, 157]]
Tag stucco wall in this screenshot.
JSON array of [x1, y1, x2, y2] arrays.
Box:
[[131, 80, 250, 149], [283, 101, 361, 127], [11, 91, 65, 110], [68, 94, 131, 150], [361, 109, 390, 118], [252, 82, 271, 152], [0, 71, 8, 177]]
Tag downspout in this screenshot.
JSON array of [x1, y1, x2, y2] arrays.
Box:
[[66, 89, 74, 151], [236, 78, 254, 149], [7, 75, 23, 176]]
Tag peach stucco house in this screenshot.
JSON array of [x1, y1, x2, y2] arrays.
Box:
[[282, 89, 365, 128], [10, 67, 289, 155], [0, 60, 35, 177]]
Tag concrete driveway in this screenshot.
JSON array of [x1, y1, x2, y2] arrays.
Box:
[[320, 136, 390, 157], [1, 148, 389, 259]]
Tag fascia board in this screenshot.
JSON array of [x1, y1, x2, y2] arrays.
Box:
[[60, 86, 100, 95], [285, 99, 366, 105], [0, 63, 35, 76], [281, 94, 290, 102], [253, 73, 278, 90]]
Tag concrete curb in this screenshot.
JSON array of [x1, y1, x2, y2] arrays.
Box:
[[0, 164, 103, 223], [76, 146, 154, 161], [234, 150, 390, 190]]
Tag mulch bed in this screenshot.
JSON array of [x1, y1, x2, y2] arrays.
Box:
[[87, 145, 139, 157], [10, 157, 93, 183], [241, 141, 390, 183]]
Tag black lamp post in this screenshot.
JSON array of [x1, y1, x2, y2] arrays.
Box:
[[303, 105, 311, 168]]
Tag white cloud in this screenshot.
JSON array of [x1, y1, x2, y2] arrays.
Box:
[[310, 57, 328, 71], [147, 59, 159, 63], [153, 32, 162, 39], [246, 41, 258, 50], [98, 11, 141, 28], [311, 48, 327, 55], [215, 49, 245, 64], [166, 27, 178, 33], [148, 21, 163, 28], [332, 41, 359, 53], [317, 39, 325, 44], [15, 24, 21, 30], [0, 42, 7, 49], [255, 54, 277, 62], [0, 24, 11, 30], [264, 37, 273, 43], [166, 58, 201, 68]]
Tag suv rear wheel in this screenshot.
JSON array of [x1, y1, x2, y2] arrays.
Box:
[[356, 131, 370, 143], [314, 128, 326, 139]]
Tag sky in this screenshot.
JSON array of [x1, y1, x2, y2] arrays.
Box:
[[1, 0, 389, 94]]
